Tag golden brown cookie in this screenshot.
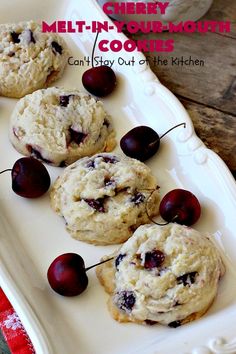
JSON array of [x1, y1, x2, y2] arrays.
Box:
[[50, 153, 159, 245], [96, 223, 225, 326]]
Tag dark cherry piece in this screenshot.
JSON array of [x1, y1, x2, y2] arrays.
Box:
[[159, 189, 201, 226], [144, 250, 165, 269], [60, 95, 71, 107], [68, 128, 87, 145], [86, 159, 96, 169], [115, 254, 126, 270], [168, 320, 182, 328], [51, 41, 63, 54], [130, 192, 145, 205], [103, 118, 110, 127], [101, 155, 119, 164], [145, 320, 157, 326], [29, 30, 35, 43], [86, 155, 119, 169], [11, 157, 50, 198], [27, 145, 52, 164], [82, 65, 117, 97], [104, 177, 116, 188], [116, 291, 136, 312], [84, 198, 105, 213], [177, 272, 198, 286], [59, 160, 66, 168], [11, 31, 20, 43], [47, 253, 113, 297], [120, 123, 186, 162]]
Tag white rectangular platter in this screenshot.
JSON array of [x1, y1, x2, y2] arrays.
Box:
[[0, 1, 236, 353]]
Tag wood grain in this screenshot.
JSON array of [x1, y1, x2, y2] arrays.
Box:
[[179, 98, 236, 171], [132, 27, 236, 114], [206, 0, 236, 38], [130, 0, 236, 173]]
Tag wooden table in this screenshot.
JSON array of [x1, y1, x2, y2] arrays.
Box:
[[131, 0, 236, 176], [0, 0, 235, 352]]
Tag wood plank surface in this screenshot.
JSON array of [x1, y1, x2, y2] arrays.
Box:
[[130, 0, 236, 172], [207, 0, 236, 38], [179, 98, 236, 171], [132, 8, 236, 113]]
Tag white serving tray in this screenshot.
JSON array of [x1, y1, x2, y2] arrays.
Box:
[[0, 1, 236, 353]]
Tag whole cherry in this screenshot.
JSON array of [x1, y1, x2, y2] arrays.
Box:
[[0, 157, 50, 198], [120, 123, 186, 162], [82, 65, 117, 97], [159, 189, 201, 226], [47, 253, 113, 297], [82, 32, 117, 97]]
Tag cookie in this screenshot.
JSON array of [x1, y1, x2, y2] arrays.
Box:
[[0, 21, 68, 98], [50, 153, 160, 245], [96, 223, 225, 326], [9, 87, 116, 166]]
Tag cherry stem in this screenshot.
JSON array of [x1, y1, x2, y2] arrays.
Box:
[[85, 257, 113, 272], [159, 122, 186, 140], [0, 169, 12, 175], [92, 32, 99, 68], [145, 190, 178, 226]]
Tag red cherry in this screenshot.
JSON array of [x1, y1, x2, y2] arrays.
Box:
[[120, 123, 186, 162], [144, 250, 165, 269], [159, 189, 201, 226], [120, 126, 159, 161], [47, 253, 113, 297], [47, 253, 88, 297], [0, 157, 50, 198], [82, 65, 116, 97]]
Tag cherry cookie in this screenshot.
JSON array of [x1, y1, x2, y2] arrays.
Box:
[[96, 223, 225, 326], [9, 87, 116, 166], [0, 21, 68, 98], [50, 153, 160, 245]]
